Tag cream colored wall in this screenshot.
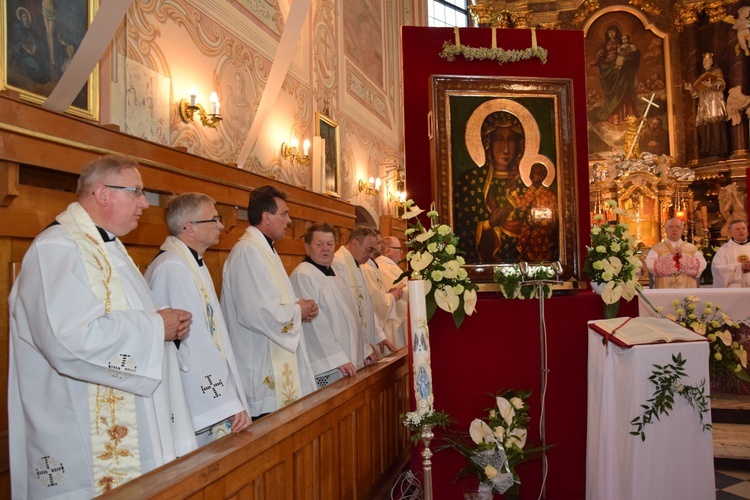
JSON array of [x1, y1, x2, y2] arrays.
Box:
[[103, 0, 416, 222]]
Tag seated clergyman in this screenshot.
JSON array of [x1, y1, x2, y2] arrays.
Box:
[[646, 218, 706, 288]]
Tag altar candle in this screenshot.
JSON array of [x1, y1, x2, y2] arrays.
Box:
[[409, 280, 434, 415], [701, 206, 709, 227]]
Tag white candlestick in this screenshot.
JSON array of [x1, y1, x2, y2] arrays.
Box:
[[409, 280, 434, 415]]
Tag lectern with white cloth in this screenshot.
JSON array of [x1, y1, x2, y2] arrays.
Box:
[[586, 317, 715, 500]]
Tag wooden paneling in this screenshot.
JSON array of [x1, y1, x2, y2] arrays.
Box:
[[99, 353, 409, 499]]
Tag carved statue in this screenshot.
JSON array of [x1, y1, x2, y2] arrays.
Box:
[[684, 53, 729, 158], [731, 6, 750, 57], [669, 166, 695, 181], [726, 85, 750, 126], [718, 183, 747, 237]]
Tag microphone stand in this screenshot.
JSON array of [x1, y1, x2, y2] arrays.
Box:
[[517, 262, 563, 500]]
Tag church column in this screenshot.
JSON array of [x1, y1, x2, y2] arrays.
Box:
[[727, 6, 750, 159], [680, 22, 700, 165]]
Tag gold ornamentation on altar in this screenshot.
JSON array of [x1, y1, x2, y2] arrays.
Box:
[[469, 3, 493, 26], [674, 0, 740, 31], [628, 0, 661, 16], [571, 0, 600, 28], [510, 10, 532, 29]]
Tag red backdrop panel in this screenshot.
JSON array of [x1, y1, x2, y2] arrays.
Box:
[[401, 26, 617, 499]]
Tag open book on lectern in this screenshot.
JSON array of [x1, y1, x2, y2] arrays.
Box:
[[588, 317, 708, 348]]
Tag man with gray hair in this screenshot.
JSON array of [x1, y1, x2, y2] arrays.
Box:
[[146, 193, 251, 446], [9, 154, 196, 498], [712, 219, 750, 287], [222, 185, 318, 419], [332, 226, 397, 355], [645, 217, 706, 288], [375, 236, 408, 349]]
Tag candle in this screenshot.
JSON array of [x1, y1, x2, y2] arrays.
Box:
[[189, 86, 197, 107], [701, 206, 708, 228], [409, 280, 434, 415], [303, 138, 310, 156], [209, 92, 219, 115]]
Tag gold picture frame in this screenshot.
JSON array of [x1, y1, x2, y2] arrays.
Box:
[[430, 75, 579, 283], [2, 0, 99, 120], [316, 111, 341, 198]]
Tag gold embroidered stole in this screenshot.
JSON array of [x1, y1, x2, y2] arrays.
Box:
[[56, 202, 141, 493], [340, 248, 368, 330], [240, 228, 302, 408], [160, 236, 226, 360]]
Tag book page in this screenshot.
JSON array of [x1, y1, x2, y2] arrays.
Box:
[[592, 317, 705, 346]]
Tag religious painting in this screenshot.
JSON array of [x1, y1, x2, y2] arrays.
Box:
[[430, 76, 579, 282], [316, 111, 340, 198], [2, 0, 98, 120], [584, 9, 673, 161]]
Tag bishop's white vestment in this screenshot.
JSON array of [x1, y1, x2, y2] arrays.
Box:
[[145, 239, 249, 441], [645, 239, 706, 289], [290, 260, 373, 375], [332, 246, 386, 348], [375, 255, 408, 349], [8, 205, 196, 499], [712, 239, 750, 288], [221, 226, 316, 417]]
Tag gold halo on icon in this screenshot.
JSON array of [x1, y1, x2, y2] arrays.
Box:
[[464, 98, 555, 188]]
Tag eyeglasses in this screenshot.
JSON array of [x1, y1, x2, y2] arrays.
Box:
[[184, 215, 222, 230], [105, 185, 145, 197], [387, 246, 402, 251]]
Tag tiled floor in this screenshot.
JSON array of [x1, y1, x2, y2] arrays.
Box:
[[717, 470, 750, 499]]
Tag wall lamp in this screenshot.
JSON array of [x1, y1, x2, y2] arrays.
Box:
[[281, 137, 311, 165], [179, 87, 222, 128], [358, 177, 381, 196]]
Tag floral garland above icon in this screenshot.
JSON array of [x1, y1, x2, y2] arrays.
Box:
[[439, 27, 548, 65]]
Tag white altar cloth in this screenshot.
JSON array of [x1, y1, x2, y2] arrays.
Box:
[[639, 288, 750, 324], [586, 327, 715, 500]]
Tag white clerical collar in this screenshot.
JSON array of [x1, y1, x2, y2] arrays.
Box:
[[667, 238, 682, 246]]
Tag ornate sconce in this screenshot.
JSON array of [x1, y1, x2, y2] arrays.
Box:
[[281, 137, 311, 165], [179, 87, 222, 128], [358, 177, 381, 196]]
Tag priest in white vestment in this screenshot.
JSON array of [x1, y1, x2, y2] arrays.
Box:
[[712, 219, 750, 287], [290, 222, 376, 387], [645, 218, 707, 288], [332, 226, 397, 356], [221, 185, 318, 419], [375, 236, 409, 349], [146, 193, 251, 446], [8, 155, 196, 499], [362, 232, 405, 352]]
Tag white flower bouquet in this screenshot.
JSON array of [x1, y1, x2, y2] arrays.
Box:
[[493, 264, 556, 300], [439, 389, 548, 497], [583, 201, 643, 317], [399, 201, 478, 329]]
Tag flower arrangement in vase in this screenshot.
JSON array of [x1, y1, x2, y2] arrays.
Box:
[[583, 200, 643, 318], [399, 201, 478, 329], [439, 389, 549, 498]]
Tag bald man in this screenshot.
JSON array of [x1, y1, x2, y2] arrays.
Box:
[[645, 218, 706, 288]]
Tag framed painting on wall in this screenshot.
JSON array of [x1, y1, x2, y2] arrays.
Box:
[[430, 75, 579, 282], [2, 0, 98, 120], [583, 8, 673, 161], [316, 111, 340, 198]]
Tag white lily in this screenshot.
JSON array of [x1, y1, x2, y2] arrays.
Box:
[[415, 229, 435, 243], [410, 251, 433, 272], [495, 397, 515, 426], [434, 285, 459, 313], [402, 205, 424, 219], [464, 289, 477, 316], [469, 418, 494, 445]]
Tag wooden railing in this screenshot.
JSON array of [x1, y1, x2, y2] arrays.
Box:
[[101, 352, 410, 499]]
